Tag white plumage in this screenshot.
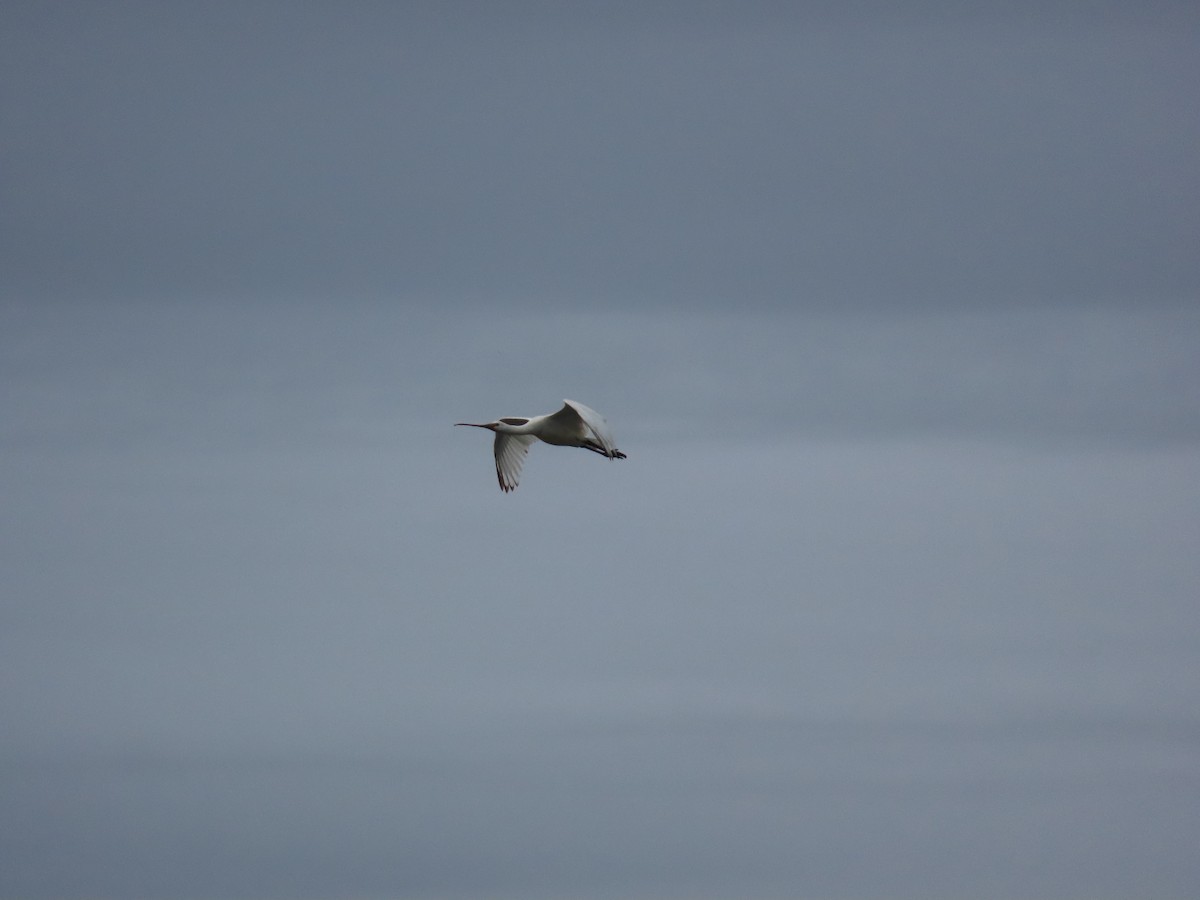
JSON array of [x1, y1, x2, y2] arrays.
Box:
[[455, 399, 627, 492]]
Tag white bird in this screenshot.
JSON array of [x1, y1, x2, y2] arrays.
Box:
[[456, 399, 627, 492]]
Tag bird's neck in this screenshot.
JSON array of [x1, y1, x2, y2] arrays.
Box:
[[494, 417, 536, 434]]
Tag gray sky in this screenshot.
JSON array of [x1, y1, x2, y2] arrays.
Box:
[[2, 3, 1199, 899]]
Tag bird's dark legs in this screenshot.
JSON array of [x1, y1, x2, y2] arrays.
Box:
[[581, 442, 626, 459]]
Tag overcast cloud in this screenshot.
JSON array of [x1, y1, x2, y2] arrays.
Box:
[[2, 3, 1199, 899]]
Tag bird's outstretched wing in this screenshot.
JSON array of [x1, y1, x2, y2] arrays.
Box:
[[555, 399, 623, 458], [494, 432, 537, 492]]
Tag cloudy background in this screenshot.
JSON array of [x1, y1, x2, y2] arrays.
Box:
[[2, 2, 1199, 898]]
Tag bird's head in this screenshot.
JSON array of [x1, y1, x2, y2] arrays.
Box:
[[455, 417, 530, 433]]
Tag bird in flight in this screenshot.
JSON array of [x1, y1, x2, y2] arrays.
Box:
[[456, 399, 627, 492]]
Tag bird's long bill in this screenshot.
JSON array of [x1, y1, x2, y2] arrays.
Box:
[[454, 423, 492, 429]]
